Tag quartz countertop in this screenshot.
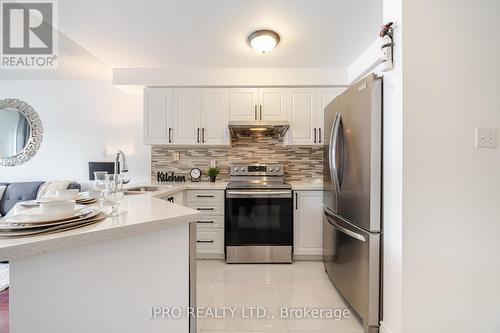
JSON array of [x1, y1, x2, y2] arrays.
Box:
[[0, 195, 201, 260], [126, 179, 323, 197], [125, 181, 228, 199], [288, 179, 323, 190]]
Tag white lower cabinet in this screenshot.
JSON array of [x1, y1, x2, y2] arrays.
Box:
[[186, 189, 225, 259], [172, 191, 184, 205], [195, 229, 224, 256], [293, 190, 323, 257]]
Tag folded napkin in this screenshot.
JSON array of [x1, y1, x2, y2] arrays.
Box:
[[37, 180, 73, 199]]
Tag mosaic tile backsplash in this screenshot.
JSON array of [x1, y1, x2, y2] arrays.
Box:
[[151, 134, 324, 182]]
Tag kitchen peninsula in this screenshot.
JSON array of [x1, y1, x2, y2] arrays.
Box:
[[0, 195, 200, 333]]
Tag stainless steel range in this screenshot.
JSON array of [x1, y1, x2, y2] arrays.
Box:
[[225, 163, 293, 263]]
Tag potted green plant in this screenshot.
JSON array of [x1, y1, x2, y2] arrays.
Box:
[[207, 167, 220, 182]]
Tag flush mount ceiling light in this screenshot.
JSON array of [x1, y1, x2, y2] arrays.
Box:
[[248, 30, 280, 54]]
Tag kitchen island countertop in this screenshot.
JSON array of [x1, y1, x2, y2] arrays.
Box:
[[0, 194, 200, 260]]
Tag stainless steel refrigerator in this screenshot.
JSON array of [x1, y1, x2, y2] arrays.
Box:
[[323, 73, 382, 333]]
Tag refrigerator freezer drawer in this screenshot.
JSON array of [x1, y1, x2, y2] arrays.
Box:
[[322, 210, 380, 331]]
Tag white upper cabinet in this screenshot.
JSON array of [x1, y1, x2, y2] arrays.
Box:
[[173, 88, 202, 145], [144, 88, 173, 144], [286, 87, 344, 145], [258, 88, 287, 121], [201, 88, 230, 145], [229, 88, 259, 121], [286, 88, 316, 145], [316, 88, 345, 144], [229, 88, 287, 122], [143, 86, 343, 146]]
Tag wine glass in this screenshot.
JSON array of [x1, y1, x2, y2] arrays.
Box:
[[93, 171, 108, 200], [104, 174, 124, 217]]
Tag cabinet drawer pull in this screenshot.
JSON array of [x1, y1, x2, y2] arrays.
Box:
[[197, 240, 214, 243], [197, 195, 215, 198], [197, 220, 215, 224], [196, 208, 215, 211]]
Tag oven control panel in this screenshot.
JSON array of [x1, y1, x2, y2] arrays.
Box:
[[230, 164, 284, 176]]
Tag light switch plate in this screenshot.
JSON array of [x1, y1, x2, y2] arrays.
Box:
[[173, 152, 180, 161], [475, 128, 497, 148], [210, 160, 216, 167]]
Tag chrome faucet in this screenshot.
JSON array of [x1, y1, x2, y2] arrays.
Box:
[[114, 150, 130, 184]]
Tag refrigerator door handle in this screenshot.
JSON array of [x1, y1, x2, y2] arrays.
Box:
[[324, 211, 366, 242], [329, 113, 341, 192], [337, 115, 346, 187]]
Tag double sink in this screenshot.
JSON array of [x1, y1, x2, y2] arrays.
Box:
[[124, 186, 168, 195]]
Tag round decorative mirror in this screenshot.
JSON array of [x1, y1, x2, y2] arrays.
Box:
[[0, 99, 43, 166]]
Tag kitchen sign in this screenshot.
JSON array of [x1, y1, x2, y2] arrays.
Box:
[[157, 172, 186, 183]]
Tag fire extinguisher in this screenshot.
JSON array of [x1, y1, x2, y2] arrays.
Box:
[[380, 22, 394, 72]]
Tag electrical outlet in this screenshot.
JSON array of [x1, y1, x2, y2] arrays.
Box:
[[210, 160, 216, 167], [475, 128, 497, 148], [174, 152, 180, 161]]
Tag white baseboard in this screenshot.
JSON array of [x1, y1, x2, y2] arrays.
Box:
[[293, 254, 322, 261], [197, 253, 224, 260], [380, 321, 394, 333]]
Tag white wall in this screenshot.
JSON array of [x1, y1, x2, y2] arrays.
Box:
[[347, 38, 381, 84], [402, 1, 500, 333], [379, 1, 403, 333], [0, 31, 150, 185], [0, 80, 149, 184]]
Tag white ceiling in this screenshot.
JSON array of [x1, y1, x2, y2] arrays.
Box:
[[58, 0, 382, 68]]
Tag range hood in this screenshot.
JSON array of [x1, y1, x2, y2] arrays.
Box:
[[228, 121, 290, 140]]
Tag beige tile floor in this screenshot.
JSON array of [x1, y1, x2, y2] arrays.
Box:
[[196, 260, 365, 333]]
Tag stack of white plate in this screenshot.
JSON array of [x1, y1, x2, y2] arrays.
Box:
[[75, 192, 99, 205], [0, 206, 105, 238], [18, 192, 99, 209]]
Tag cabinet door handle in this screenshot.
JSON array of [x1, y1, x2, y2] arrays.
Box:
[[202, 128, 205, 143], [197, 220, 215, 224], [197, 128, 200, 143], [255, 105, 258, 120], [259, 105, 263, 120], [295, 192, 298, 210], [197, 195, 214, 198], [196, 207, 215, 211], [314, 128, 317, 143], [197, 240, 214, 243], [319, 128, 322, 143], [168, 128, 172, 143]]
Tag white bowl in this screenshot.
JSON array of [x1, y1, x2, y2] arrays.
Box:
[[54, 189, 80, 200], [39, 199, 76, 216]]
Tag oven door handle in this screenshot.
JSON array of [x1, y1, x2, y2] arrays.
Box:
[[226, 190, 292, 198]]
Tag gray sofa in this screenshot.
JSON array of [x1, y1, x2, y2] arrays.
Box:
[[0, 182, 81, 216]]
